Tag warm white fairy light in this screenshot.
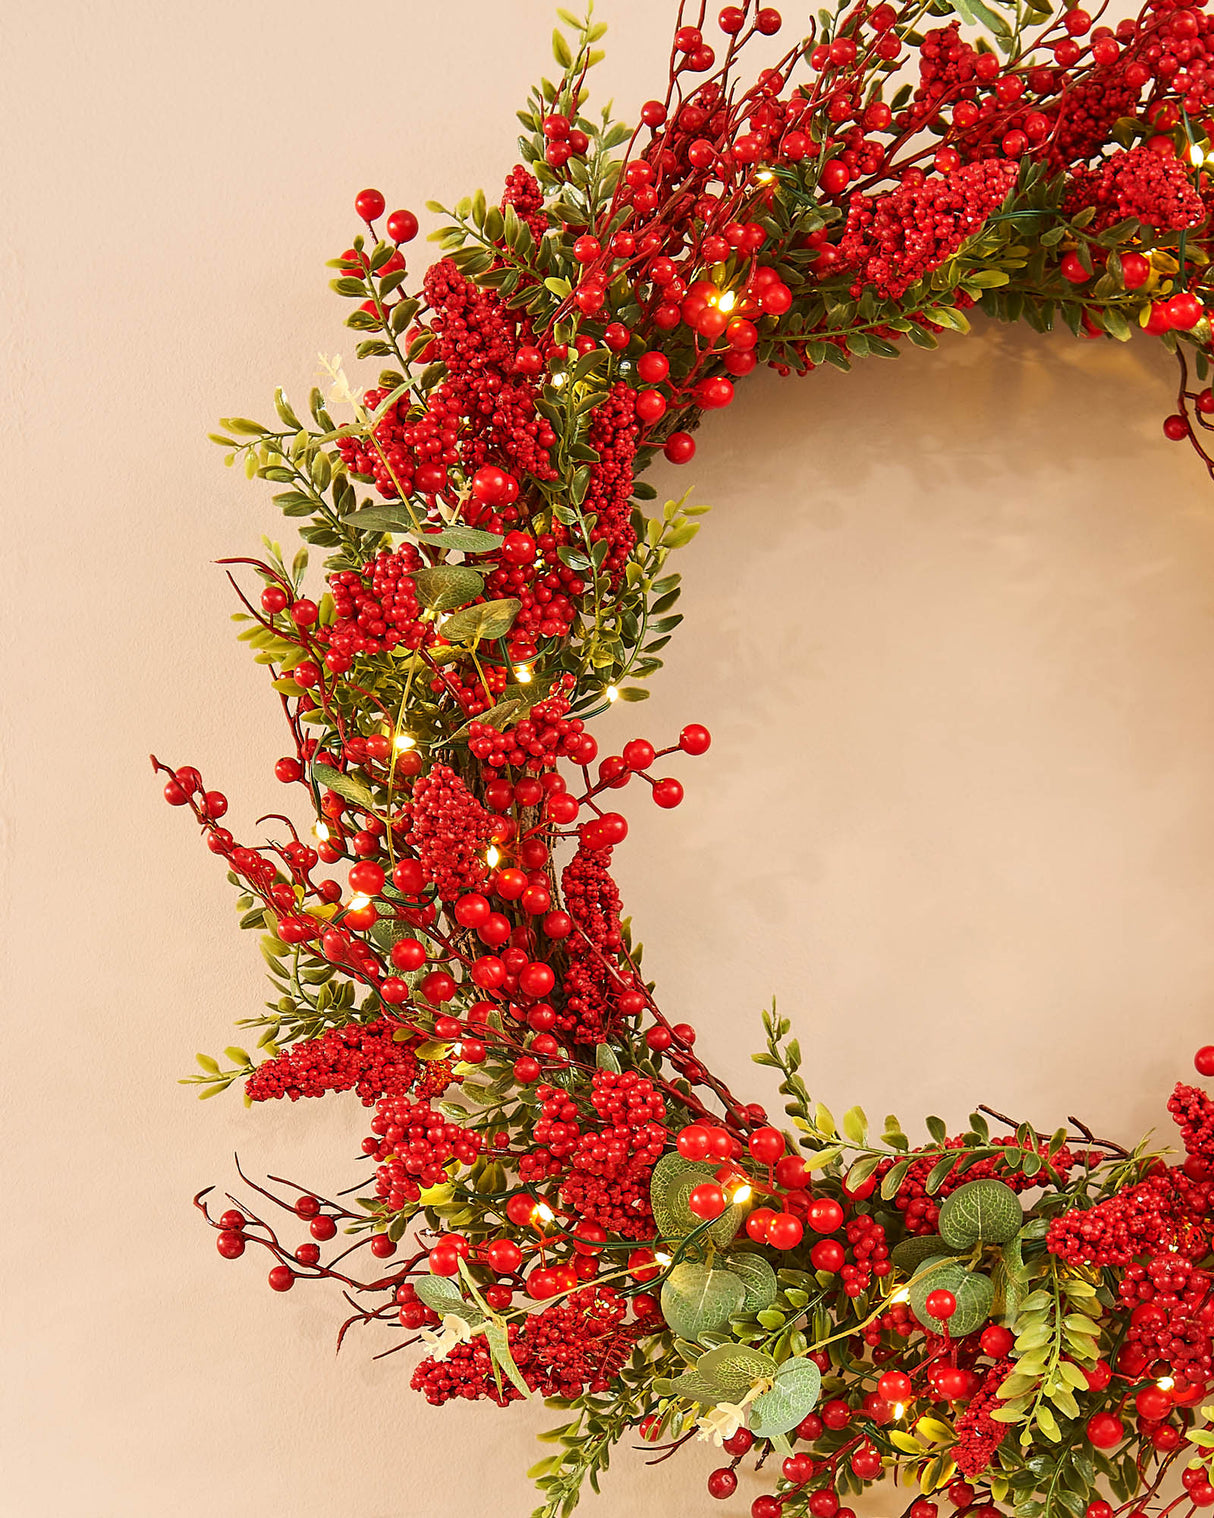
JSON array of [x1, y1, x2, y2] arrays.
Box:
[[731, 1183, 753, 1204], [890, 1286, 911, 1304], [313, 822, 330, 841], [655, 1251, 673, 1266], [893, 1402, 906, 1419], [348, 894, 371, 911], [1190, 142, 1205, 166], [534, 1202, 556, 1223], [756, 170, 774, 184], [514, 664, 533, 683], [717, 289, 738, 313], [486, 845, 501, 868], [1158, 1376, 1176, 1391], [606, 685, 619, 702], [394, 730, 416, 750]]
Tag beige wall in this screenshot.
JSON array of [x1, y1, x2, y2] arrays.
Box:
[[5, 2, 1214, 1514]]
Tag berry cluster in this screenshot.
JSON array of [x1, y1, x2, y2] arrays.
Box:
[[406, 764, 493, 899], [558, 1071, 667, 1240], [366, 1096, 483, 1211]]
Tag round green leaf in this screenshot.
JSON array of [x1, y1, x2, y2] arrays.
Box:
[[748, 1356, 822, 1440], [697, 1343, 777, 1398], [649, 1153, 744, 1247], [660, 1262, 747, 1341], [722, 1250, 778, 1313], [908, 1257, 995, 1338], [938, 1179, 1023, 1248], [891, 1233, 960, 1274]]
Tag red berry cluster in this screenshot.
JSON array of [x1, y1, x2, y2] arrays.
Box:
[[481, 532, 586, 655], [581, 383, 640, 583], [467, 682, 587, 772], [1169, 1080, 1214, 1160], [952, 1359, 1015, 1476], [320, 547, 426, 670], [1047, 1171, 1190, 1266], [365, 1095, 483, 1211], [1119, 1252, 1214, 1384], [500, 164, 548, 241], [410, 1285, 634, 1404], [558, 1070, 667, 1239], [244, 1020, 425, 1106], [838, 159, 1019, 301], [558, 843, 630, 1042], [406, 764, 493, 899], [1065, 144, 1206, 231]]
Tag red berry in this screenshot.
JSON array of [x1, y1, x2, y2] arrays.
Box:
[[1086, 1412, 1124, 1449], [1196, 1045, 1214, 1076], [664, 431, 696, 464], [925, 1288, 956, 1320], [268, 1265, 295, 1292], [688, 1182, 727, 1220], [708, 1469, 738, 1500], [355, 188, 385, 223], [767, 1212, 805, 1249], [387, 208, 419, 243]]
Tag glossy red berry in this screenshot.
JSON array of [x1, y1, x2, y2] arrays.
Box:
[[707, 1469, 738, 1500], [688, 1182, 727, 1219], [387, 208, 419, 243], [664, 431, 696, 464], [767, 1212, 804, 1249], [354, 188, 385, 222], [925, 1288, 956, 1320], [268, 1265, 295, 1292], [1086, 1412, 1124, 1449]]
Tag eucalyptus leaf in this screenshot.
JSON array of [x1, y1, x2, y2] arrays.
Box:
[[660, 1262, 746, 1341], [696, 1343, 777, 1398], [939, 1179, 1023, 1248], [748, 1357, 822, 1439], [412, 565, 484, 611]]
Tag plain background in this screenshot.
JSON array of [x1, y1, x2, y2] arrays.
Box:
[[5, 2, 1214, 1514]]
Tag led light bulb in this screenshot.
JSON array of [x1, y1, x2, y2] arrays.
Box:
[[1191, 142, 1205, 166], [348, 894, 371, 911], [606, 685, 619, 703], [756, 170, 774, 184], [486, 845, 501, 868], [1157, 1376, 1176, 1391], [514, 665, 532, 683], [732, 1184, 753, 1204], [890, 1286, 911, 1304], [717, 289, 737, 313], [893, 1403, 906, 1419], [394, 731, 416, 750], [655, 1251, 673, 1266], [534, 1202, 555, 1223], [313, 822, 330, 842]]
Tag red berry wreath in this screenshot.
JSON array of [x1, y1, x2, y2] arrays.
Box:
[[158, 4, 1214, 1515]]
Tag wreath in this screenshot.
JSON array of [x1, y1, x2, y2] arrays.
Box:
[[157, 4, 1214, 1516]]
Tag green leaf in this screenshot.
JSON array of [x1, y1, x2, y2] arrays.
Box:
[[412, 565, 484, 611], [659, 1262, 746, 1341], [891, 1234, 959, 1275], [669, 1367, 729, 1403], [413, 1275, 483, 1324], [486, 1320, 531, 1398], [939, 1179, 1023, 1248], [748, 1357, 822, 1439], [345, 503, 413, 535], [648, 1152, 744, 1247], [595, 1042, 621, 1073], [722, 1251, 779, 1314], [696, 1343, 778, 1398], [425, 525, 505, 554], [439, 598, 520, 644], [313, 762, 378, 812], [908, 1259, 995, 1338]]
